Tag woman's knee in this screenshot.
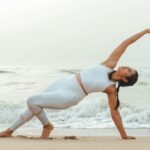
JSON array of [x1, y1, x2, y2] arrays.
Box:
[[26, 95, 43, 114], [26, 96, 34, 108], [26, 95, 40, 107]]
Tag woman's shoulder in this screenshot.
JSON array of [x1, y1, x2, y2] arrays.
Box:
[[103, 84, 116, 94]]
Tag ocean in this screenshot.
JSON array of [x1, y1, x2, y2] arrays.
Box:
[[0, 64, 150, 136]]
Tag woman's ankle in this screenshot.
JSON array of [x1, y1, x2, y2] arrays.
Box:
[[43, 122, 54, 128], [6, 128, 13, 134]]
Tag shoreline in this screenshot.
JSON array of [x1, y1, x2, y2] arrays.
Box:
[[10, 128, 150, 137]]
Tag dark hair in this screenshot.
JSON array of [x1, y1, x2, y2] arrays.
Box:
[[108, 70, 139, 110]]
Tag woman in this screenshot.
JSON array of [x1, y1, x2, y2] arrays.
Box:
[[0, 28, 149, 139]]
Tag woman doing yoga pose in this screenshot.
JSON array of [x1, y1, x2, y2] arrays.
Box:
[[0, 28, 150, 139]]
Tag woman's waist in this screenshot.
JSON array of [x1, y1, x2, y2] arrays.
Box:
[[75, 73, 89, 95], [62, 74, 87, 97]]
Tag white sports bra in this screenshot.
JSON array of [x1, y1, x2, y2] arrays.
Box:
[[80, 64, 116, 94]]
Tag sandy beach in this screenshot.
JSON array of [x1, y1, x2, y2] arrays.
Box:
[[0, 128, 150, 150], [0, 136, 150, 150]]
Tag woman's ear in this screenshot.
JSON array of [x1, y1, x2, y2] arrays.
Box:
[[122, 77, 128, 82]]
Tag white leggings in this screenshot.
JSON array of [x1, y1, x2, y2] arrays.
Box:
[[9, 74, 86, 131]]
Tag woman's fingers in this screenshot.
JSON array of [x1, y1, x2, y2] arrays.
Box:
[[123, 136, 136, 140]]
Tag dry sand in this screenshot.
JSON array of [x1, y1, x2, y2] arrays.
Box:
[[1, 128, 150, 150], [0, 135, 150, 150]]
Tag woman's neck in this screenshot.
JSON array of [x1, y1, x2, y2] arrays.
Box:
[[109, 71, 121, 82]]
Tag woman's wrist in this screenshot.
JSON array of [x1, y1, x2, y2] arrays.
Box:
[[122, 135, 127, 139], [121, 132, 128, 139]]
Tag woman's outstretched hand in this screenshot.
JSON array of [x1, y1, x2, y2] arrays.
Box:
[[146, 28, 150, 34]]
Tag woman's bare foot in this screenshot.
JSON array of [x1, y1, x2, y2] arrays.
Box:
[[41, 122, 54, 139], [0, 128, 13, 137]]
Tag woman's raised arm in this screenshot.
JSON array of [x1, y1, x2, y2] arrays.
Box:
[[101, 28, 150, 68]]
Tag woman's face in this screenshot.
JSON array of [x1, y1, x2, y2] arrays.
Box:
[[118, 66, 136, 79]]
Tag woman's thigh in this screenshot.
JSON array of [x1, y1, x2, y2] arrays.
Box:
[[28, 90, 82, 109], [41, 74, 86, 98]]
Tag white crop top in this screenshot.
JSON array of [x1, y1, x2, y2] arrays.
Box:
[[80, 64, 116, 94]]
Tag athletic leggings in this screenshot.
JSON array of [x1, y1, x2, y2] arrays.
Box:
[[9, 74, 86, 131]]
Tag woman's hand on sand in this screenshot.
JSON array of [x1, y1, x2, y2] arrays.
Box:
[[122, 136, 136, 140]]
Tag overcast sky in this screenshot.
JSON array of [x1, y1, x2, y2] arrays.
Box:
[[0, 0, 150, 68]]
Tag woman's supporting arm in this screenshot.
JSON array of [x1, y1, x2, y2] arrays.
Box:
[[101, 28, 149, 68], [107, 89, 135, 140]]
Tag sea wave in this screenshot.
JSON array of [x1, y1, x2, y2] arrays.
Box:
[[0, 70, 15, 74], [58, 69, 81, 74], [0, 98, 150, 129]]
